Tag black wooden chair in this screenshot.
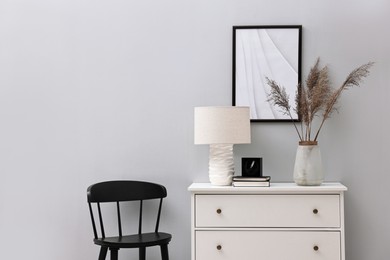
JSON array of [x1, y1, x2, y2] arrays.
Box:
[[87, 180, 172, 260]]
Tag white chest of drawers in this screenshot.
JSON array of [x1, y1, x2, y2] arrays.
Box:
[[189, 182, 347, 260]]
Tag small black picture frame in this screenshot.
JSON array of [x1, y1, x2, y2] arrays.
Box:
[[233, 25, 302, 122], [242, 158, 262, 177]]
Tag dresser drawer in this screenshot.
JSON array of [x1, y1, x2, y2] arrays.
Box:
[[196, 230, 341, 260], [195, 194, 340, 227]]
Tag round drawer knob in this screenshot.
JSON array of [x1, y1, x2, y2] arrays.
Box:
[[313, 245, 319, 251], [217, 245, 222, 251], [313, 209, 319, 214], [216, 208, 222, 214]]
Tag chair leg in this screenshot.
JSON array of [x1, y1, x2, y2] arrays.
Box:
[[109, 248, 119, 260], [98, 246, 108, 260], [160, 244, 169, 260], [139, 247, 146, 260]]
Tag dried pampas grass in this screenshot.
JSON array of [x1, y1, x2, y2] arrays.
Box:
[[267, 58, 374, 142]]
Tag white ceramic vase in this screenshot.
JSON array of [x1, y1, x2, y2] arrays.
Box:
[[293, 141, 323, 186]]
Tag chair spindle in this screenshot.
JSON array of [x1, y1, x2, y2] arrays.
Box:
[[155, 198, 163, 232], [117, 201, 122, 237], [97, 202, 105, 238], [88, 202, 98, 239], [139, 200, 143, 234]]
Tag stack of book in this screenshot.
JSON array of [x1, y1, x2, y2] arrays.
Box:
[[232, 176, 271, 187]]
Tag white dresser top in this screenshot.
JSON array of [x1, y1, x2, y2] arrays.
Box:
[[188, 182, 347, 194]]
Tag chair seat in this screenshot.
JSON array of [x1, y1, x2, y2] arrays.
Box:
[[94, 232, 172, 248]]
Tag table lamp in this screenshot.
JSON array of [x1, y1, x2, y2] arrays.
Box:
[[194, 106, 251, 185]]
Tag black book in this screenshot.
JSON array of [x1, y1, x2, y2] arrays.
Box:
[[233, 176, 271, 182]]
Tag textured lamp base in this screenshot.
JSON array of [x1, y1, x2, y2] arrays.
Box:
[[209, 144, 234, 186]]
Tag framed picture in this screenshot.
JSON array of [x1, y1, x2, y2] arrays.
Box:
[[232, 25, 302, 122]]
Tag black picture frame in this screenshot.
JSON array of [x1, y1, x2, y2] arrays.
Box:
[[232, 25, 302, 122]]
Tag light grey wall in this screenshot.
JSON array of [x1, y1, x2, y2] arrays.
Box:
[[0, 0, 389, 259]]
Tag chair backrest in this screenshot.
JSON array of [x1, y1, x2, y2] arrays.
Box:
[[87, 180, 167, 239]]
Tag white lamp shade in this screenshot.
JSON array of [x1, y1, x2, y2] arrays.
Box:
[[194, 106, 251, 144]]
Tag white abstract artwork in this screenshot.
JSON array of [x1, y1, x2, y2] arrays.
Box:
[[233, 26, 301, 121]]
